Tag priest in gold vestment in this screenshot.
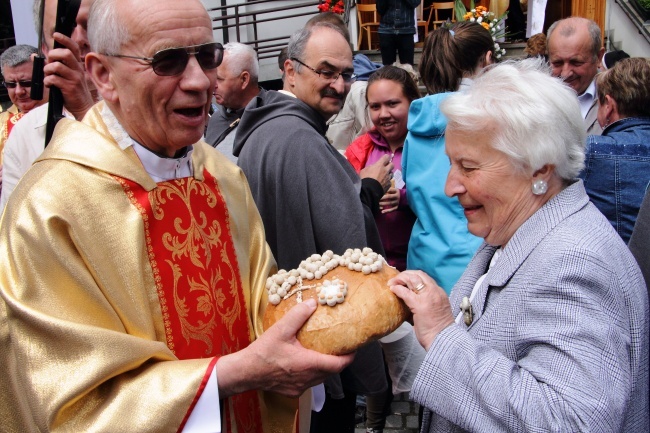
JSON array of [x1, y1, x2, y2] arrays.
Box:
[[0, 0, 353, 432]]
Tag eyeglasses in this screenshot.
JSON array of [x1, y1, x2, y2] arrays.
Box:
[[103, 42, 224, 76], [3, 80, 32, 89], [290, 58, 357, 84]]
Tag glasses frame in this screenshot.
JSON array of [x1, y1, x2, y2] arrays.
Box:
[[3, 80, 32, 89], [290, 58, 357, 84], [103, 42, 224, 76]]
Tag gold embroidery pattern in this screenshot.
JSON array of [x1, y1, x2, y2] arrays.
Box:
[[150, 179, 220, 269]]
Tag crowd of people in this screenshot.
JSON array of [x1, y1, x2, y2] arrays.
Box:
[[0, 1, 648, 433]]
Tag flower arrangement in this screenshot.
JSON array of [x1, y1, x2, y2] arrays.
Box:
[[462, 5, 508, 60], [317, 0, 344, 15]]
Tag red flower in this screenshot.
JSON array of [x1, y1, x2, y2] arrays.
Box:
[[317, 0, 344, 14]]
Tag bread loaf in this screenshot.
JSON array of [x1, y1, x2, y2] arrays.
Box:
[[262, 249, 411, 355]]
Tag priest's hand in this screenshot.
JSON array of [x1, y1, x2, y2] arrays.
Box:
[[215, 298, 354, 399]]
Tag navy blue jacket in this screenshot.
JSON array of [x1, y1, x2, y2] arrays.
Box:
[[377, 0, 420, 34]]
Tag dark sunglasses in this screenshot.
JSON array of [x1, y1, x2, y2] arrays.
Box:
[[3, 80, 32, 89], [104, 42, 224, 76]]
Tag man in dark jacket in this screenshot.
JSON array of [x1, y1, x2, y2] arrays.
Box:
[[233, 22, 388, 433], [205, 42, 263, 164]]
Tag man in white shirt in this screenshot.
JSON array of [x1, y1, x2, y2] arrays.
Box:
[[0, 0, 97, 210], [547, 17, 605, 136]]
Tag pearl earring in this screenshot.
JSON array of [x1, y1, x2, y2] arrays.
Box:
[[532, 179, 548, 195]]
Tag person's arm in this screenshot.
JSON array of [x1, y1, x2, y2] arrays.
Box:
[[376, 0, 390, 16], [360, 177, 384, 214], [45, 32, 95, 120], [405, 0, 422, 9]]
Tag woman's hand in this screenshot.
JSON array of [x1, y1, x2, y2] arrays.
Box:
[[379, 187, 399, 213], [388, 270, 455, 351]]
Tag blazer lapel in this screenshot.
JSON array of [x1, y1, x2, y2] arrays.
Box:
[[449, 243, 496, 319]]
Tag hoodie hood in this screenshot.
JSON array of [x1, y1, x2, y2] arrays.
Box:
[[233, 90, 326, 157], [407, 93, 452, 138], [353, 54, 383, 81]]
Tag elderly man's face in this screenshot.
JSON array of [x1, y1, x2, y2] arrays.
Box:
[[214, 53, 245, 110], [444, 128, 539, 247], [548, 28, 600, 95], [3, 61, 45, 113], [100, 0, 217, 157], [287, 27, 353, 119]]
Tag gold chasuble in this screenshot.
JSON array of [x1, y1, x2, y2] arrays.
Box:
[[0, 102, 297, 433]]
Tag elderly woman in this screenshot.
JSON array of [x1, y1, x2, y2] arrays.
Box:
[[390, 58, 649, 432]]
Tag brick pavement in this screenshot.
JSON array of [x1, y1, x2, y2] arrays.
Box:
[[355, 392, 421, 433]]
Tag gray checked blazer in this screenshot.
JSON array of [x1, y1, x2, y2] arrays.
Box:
[[411, 180, 649, 432]]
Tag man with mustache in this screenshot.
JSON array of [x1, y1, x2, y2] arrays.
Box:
[[234, 22, 388, 433]]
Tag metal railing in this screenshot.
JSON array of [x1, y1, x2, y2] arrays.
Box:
[[206, 0, 321, 61]]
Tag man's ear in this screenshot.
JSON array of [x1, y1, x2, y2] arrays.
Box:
[[284, 58, 296, 88], [240, 70, 250, 89], [85, 53, 117, 103], [597, 46, 606, 63]]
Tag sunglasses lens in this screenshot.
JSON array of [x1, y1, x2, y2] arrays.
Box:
[[196, 43, 223, 70], [3, 82, 16, 88], [150, 43, 223, 76], [151, 48, 188, 76]]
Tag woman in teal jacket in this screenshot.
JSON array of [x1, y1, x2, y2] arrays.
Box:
[[404, 21, 496, 293]]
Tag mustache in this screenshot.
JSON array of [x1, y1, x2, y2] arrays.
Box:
[[321, 89, 344, 99]]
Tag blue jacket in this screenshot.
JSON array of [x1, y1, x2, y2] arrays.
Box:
[[579, 117, 650, 243], [377, 0, 420, 34], [403, 93, 482, 293]]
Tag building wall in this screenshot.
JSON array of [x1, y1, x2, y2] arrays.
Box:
[[605, 0, 650, 57]]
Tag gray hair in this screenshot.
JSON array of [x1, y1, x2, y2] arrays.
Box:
[[1, 44, 38, 75], [32, 0, 42, 36], [87, 0, 130, 55], [287, 22, 349, 72], [547, 17, 602, 61], [223, 42, 259, 83], [441, 58, 586, 181]]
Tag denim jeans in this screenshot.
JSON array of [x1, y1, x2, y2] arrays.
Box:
[[579, 117, 650, 242]]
